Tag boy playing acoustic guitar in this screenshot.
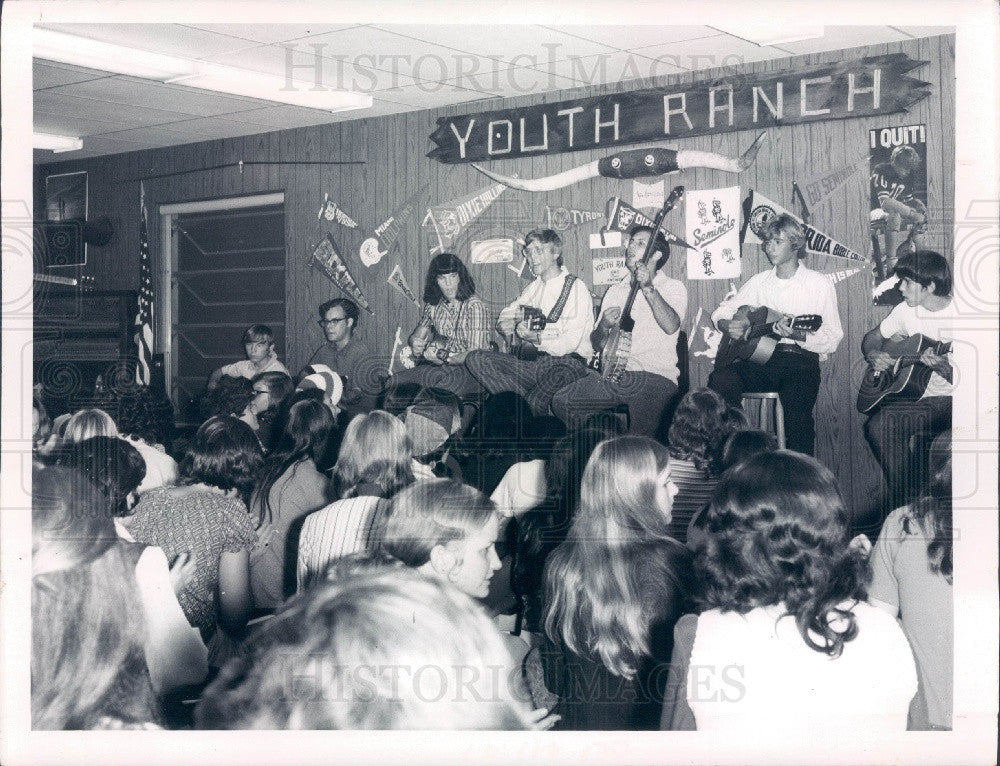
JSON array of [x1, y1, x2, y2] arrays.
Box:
[[708, 213, 844, 455], [861, 250, 954, 518]]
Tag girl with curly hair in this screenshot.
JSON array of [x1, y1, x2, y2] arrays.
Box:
[[661, 451, 917, 733], [126, 416, 263, 648], [542, 436, 693, 730]]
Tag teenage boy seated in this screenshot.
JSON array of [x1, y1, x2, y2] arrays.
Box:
[[207, 324, 289, 390]]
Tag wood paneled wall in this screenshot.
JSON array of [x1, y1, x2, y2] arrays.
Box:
[[36, 34, 954, 521]]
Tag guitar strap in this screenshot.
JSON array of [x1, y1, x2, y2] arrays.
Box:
[[544, 274, 578, 324]]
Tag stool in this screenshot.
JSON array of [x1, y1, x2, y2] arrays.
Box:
[[741, 392, 786, 449]]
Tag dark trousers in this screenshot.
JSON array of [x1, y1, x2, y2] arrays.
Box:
[[864, 396, 951, 513], [708, 348, 821, 455]]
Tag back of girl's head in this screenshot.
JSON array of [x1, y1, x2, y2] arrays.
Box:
[[180, 415, 263, 500], [275, 397, 335, 465], [254, 371, 294, 407], [543, 424, 617, 518], [32, 464, 148, 729], [575, 436, 673, 544], [717, 429, 779, 474], [58, 436, 146, 518], [62, 408, 118, 445], [199, 375, 255, 419], [195, 567, 529, 730], [696, 451, 867, 656], [111, 387, 175, 446], [911, 430, 952, 582], [334, 410, 414, 497], [667, 388, 731, 471], [378, 479, 495, 568]]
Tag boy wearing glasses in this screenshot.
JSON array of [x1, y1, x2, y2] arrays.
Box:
[[207, 324, 288, 389], [307, 298, 380, 415], [465, 228, 594, 416], [708, 214, 843, 455]]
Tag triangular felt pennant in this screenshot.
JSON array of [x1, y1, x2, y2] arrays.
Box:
[[544, 205, 604, 231], [423, 182, 506, 255], [688, 307, 724, 362], [387, 264, 421, 307], [319, 193, 359, 228], [604, 196, 657, 233], [362, 184, 429, 267], [742, 190, 868, 265], [309, 234, 373, 315], [825, 267, 863, 285]]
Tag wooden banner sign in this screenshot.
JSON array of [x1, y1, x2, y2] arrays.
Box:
[[429, 53, 929, 164]]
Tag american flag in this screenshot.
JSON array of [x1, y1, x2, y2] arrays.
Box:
[[134, 182, 154, 386]]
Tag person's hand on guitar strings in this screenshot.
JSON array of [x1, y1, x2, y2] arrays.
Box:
[[515, 318, 541, 345], [774, 314, 806, 341], [632, 260, 654, 291], [866, 350, 894, 373], [920, 347, 952, 381]]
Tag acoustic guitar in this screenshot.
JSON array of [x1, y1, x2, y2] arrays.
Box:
[[507, 305, 548, 361], [713, 306, 823, 369], [856, 333, 952, 413], [593, 185, 684, 383]]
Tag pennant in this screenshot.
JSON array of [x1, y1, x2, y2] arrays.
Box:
[[686, 187, 741, 280], [604, 196, 657, 233], [796, 154, 868, 209], [318, 193, 358, 228], [309, 234, 373, 314], [825, 267, 863, 285], [507, 257, 532, 280], [544, 205, 603, 231], [387, 264, 420, 307], [362, 184, 429, 267], [389, 325, 413, 375], [742, 189, 867, 264], [423, 182, 505, 255]]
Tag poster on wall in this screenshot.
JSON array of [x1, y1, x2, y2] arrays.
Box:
[[592, 256, 628, 286], [869, 124, 928, 303], [469, 238, 514, 264], [686, 187, 741, 280]]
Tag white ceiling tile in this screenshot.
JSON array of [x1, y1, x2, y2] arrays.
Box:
[[631, 34, 788, 72], [372, 24, 618, 65], [37, 22, 264, 61], [771, 27, 912, 55], [545, 25, 720, 52], [34, 112, 125, 137], [34, 91, 190, 126], [892, 26, 956, 38], [279, 26, 489, 69], [33, 61, 111, 90], [525, 51, 684, 89], [181, 23, 363, 45], [435, 65, 577, 98], [44, 76, 269, 117], [362, 84, 499, 109], [232, 104, 352, 129]]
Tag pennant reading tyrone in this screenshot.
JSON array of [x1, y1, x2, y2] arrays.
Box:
[[422, 182, 505, 256], [742, 189, 867, 264], [544, 205, 603, 231], [686, 187, 741, 280], [310, 234, 373, 314]]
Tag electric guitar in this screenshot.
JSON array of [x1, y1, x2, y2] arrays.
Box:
[[856, 333, 952, 413], [593, 186, 684, 383], [714, 306, 823, 369]]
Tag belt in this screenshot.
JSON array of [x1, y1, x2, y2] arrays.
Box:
[[774, 344, 817, 358]]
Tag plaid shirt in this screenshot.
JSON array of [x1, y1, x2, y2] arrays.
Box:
[[427, 296, 492, 354]]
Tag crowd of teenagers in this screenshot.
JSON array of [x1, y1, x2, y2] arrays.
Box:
[[29, 218, 954, 731], [31, 365, 952, 731]]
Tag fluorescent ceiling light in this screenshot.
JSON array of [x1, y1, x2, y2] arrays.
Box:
[[34, 132, 83, 152], [33, 27, 372, 113], [715, 23, 825, 47]]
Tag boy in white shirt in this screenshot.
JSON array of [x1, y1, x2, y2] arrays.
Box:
[[207, 324, 288, 389]]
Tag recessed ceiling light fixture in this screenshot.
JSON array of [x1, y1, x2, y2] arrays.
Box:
[[33, 132, 83, 152], [33, 27, 373, 113]]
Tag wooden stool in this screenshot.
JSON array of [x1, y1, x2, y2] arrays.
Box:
[[741, 392, 786, 449]]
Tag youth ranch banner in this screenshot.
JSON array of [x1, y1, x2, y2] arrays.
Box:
[[429, 54, 929, 164]]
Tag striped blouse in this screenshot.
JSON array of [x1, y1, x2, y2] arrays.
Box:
[[427, 295, 492, 355], [296, 495, 387, 590]]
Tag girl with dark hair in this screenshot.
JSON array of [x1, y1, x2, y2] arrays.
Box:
[[248, 397, 335, 609], [126, 416, 262, 650], [58, 438, 209, 695], [662, 451, 917, 733], [542, 436, 693, 730], [389, 251, 492, 404], [241, 370, 294, 449], [297, 410, 415, 589], [32, 465, 161, 729], [870, 431, 953, 729], [665, 387, 740, 542]]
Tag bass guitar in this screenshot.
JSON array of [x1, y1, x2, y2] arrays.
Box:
[[593, 185, 685, 383], [713, 306, 823, 369], [856, 333, 951, 413]]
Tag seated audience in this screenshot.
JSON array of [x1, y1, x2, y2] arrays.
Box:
[[125, 416, 262, 655], [249, 397, 336, 609], [665, 388, 738, 542], [195, 567, 537, 729], [59, 437, 208, 695], [542, 436, 693, 730], [62, 407, 119, 445], [297, 410, 415, 589], [198, 375, 256, 422], [32, 465, 161, 729], [661, 451, 917, 733], [207, 324, 289, 390], [869, 432, 953, 730]]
